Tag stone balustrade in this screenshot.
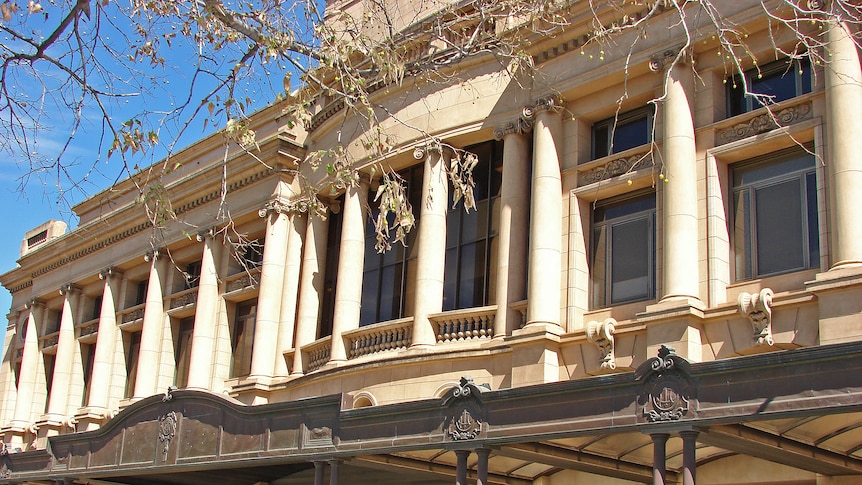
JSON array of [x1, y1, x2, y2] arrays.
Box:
[[431, 306, 496, 343], [302, 336, 332, 373], [344, 317, 413, 359]]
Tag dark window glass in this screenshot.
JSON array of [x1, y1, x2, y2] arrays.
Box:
[[43, 354, 55, 412], [124, 331, 141, 398], [728, 59, 811, 116], [732, 147, 818, 279], [135, 280, 148, 306], [319, 197, 344, 338], [92, 295, 103, 320], [231, 300, 257, 378], [591, 193, 656, 307], [592, 108, 652, 160], [443, 140, 503, 311], [360, 165, 423, 326], [81, 343, 95, 406], [174, 318, 194, 388], [184, 261, 202, 289]]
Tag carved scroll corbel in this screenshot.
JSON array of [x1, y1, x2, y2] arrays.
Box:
[[586, 318, 617, 370], [738, 288, 775, 346]]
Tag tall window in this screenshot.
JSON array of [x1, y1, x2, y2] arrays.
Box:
[[592, 107, 652, 160], [443, 141, 503, 311], [360, 165, 423, 326], [320, 198, 344, 337], [732, 147, 819, 280], [184, 261, 202, 289], [43, 354, 55, 412], [231, 300, 257, 378], [174, 318, 194, 388], [591, 192, 656, 308], [81, 342, 95, 406], [134, 280, 148, 306], [728, 58, 811, 116], [124, 331, 141, 398]]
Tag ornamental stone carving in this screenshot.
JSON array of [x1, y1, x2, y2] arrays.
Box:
[[635, 345, 695, 423], [493, 117, 533, 140], [579, 151, 652, 186], [738, 288, 775, 346], [648, 45, 685, 72], [443, 376, 489, 441], [586, 318, 617, 370], [717, 101, 812, 145], [157, 411, 177, 462]]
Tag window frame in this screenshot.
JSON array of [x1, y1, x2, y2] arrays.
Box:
[[591, 107, 653, 160], [730, 146, 819, 281], [590, 191, 657, 308]]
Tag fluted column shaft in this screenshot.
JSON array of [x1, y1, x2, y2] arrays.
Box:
[[331, 182, 369, 362], [250, 204, 290, 378], [412, 146, 449, 347], [825, 19, 862, 268], [134, 252, 166, 398], [11, 301, 44, 427], [527, 105, 563, 327], [495, 131, 531, 337], [186, 232, 220, 390], [661, 61, 700, 302], [87, 270, 121, 411], [275, 213, 305, 376], [292, 210, 329, 375], [46, 286, 79, 417]]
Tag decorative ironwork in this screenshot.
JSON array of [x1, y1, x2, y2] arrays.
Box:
[[157, 411, 177, 461], [635, 345, 695, 423], [717, 101, 812, 145], [738, 288, 775, 346]]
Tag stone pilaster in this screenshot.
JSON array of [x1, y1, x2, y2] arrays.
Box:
[[825, 19, 862, 269], [84, 268, 122, 417], [292, 206, 329, 375], [524, 97, 564, 330], [493, 121, 531, 337], [186, 229, 221, 390], [275, 213, 305, 377], [330, 180, 369, 362], [249, 200, 291, 378], [44, 284, 80, 420], [411, 144, 450, 348], [133, 250, 166, 399]]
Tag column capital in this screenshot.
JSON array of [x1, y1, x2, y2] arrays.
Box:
[[493, 117, 533, 140], [412, 139, 458, 161], [648, 44, 689, 72], [24, 298, 44, 310], [258, 198, 292, 218], [196, 227, 216, 242], [522, 95, 565, 120], [99, 266, 122, 280], [144, 248, 162, 262], [59, 283, 81, 296]]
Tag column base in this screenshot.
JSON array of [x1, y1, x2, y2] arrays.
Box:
[[638, 299, 706, 362], [807, 266, 862, 345], [509, 325, 563, 387]]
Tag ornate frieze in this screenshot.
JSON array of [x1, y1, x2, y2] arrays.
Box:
[[443, 376, 488, 441], [586, 318, 617, 370], [121, 308, 144, 324], [579, 151, 652, 186], [169, 292, 198, 310], [717, 101, 812, 145], [738, 288, 775, 346], [635, 345, 695, 423]]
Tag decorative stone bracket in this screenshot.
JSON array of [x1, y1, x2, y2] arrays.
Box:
[[586, 318, 617, 370], [738, 288, 775, 346]]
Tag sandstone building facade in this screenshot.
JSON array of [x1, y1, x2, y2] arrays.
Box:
[[1, 1, 862, 484]]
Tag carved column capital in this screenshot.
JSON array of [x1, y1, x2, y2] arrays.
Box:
[[144, 248, 162, 263], [493, 117, 533, 140], [59, 283, 81, 297], [522, 95, 565, 120], [648, 45, 688, 72], [195, 227, 215, 242], [586, 318, 617, 370], [258, 198, 292, 218], [24, 298, 44, 310], [738, 288, 775, 346], [99, 266, 122, 280]]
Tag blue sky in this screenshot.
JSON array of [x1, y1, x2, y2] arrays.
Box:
[[0, 2, 308, 316]]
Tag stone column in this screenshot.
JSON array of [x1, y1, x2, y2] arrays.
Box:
[[292, 208, 329, 375], [825, 19, 862, 269], [133, 250, 166, 399], [659, 59, 700, 303], [249, 200, 291, 379], [329, 459, 340, 485], [412, 145, 449, 348], [275, 213, 305, 376], [186, 229, 220, 390], [651, 432, 670, 485], [476, 448, 491, 485], [10, 299, 45, 430], [0, 312, 20, 426], [86, 268, 122, 412], [45, 285, 80, 418], [455, 449, 470, 485], [680, 430, 699, 485], [314, 461, 325, 485], [525, 98, 564, 328], [330, 181, 369, 362], [493, 123, 531, 337]]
